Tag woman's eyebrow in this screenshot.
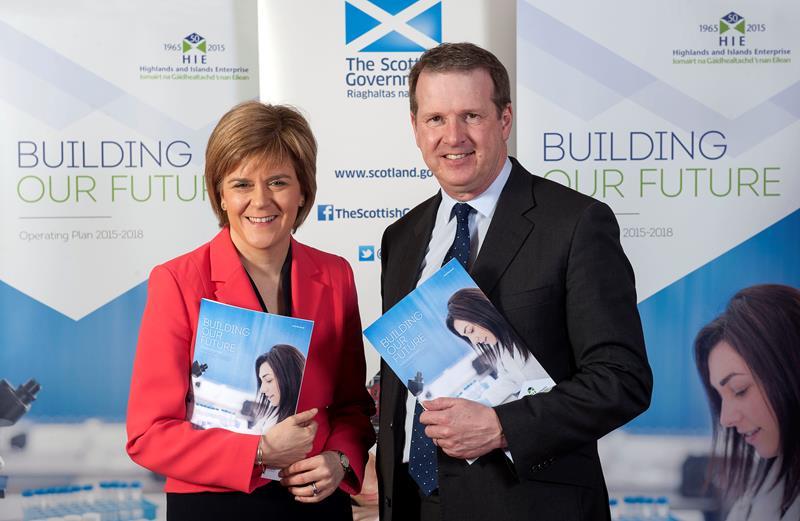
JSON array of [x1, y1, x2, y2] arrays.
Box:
[[718, 372, 745, 387]]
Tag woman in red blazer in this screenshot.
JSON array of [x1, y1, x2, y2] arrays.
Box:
[[126, 101, 375, 520]]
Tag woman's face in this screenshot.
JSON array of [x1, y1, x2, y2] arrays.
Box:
[[259, 361, 281, 407], [220, 156, 303, 262], [709, 341, 780, 458], [453, 319, 498, 347]]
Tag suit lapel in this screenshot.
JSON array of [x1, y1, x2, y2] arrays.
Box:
[[209, 228, 262, 310], [289, 239, 327, 322], [471, 159, 537, 296], [209, 230, 327, 318], [385, 193, 441, 309]]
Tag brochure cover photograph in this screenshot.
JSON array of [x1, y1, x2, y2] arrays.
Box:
[[365, 259, 555, 407], [188, 298, 314, 437]]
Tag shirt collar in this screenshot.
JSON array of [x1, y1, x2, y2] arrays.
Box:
[[439, 157, 512, 220]]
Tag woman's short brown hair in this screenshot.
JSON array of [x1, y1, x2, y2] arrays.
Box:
[[205, 101, 317, 229]]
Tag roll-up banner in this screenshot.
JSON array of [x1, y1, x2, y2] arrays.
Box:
[[517, 0, 799, 514], [258, 0, 515, 380], [0, 1, 259, 422]]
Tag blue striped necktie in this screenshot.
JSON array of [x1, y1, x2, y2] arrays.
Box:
[[408, 202, 474, 495]]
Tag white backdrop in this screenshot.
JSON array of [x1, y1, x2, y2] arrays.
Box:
[[259, 0, 516, 379]]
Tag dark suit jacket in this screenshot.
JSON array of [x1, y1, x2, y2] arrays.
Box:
[[377, 158, 652, 521], [127, 227, 375, 494]]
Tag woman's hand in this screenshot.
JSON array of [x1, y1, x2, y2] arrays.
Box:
[[279, 450, 345, 503], [259, 408, 318, 470]]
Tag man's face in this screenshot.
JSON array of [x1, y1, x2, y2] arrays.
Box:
[[411, 68, 512, 201]]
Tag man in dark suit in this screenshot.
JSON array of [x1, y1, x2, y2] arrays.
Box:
[[376, 42, 653, 521]]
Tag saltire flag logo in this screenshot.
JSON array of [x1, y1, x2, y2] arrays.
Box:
[[183, 32, 207, 53], [720, 12, 745, 35], [345, 0, 441, 52]]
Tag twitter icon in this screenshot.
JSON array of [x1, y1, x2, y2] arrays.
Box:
[[358, 245, 375, 262]]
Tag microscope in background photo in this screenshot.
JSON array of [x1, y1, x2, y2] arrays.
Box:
[[0, 378, 41, 498]]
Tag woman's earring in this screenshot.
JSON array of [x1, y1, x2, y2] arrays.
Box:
[[221, 200, 227, 211], [299, 198, 305, 207]]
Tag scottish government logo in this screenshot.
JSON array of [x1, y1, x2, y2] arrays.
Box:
[[345, 0, 441, 52], [344, 0, 441, 100]]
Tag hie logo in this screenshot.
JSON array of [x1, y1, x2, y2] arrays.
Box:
[[345, 0, 441, 52]]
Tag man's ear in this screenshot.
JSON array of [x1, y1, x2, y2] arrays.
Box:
[[501, 104, 513, 140]]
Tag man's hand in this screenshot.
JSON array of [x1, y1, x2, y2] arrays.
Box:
[[420, 397, 506, 459]]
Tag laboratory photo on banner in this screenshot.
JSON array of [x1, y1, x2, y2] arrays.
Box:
[[693, 285, 800, 521]]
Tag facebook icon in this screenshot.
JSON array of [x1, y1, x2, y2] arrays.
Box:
[[317, 204, 334, 221]]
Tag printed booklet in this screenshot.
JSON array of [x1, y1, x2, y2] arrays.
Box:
[[188, 298, 314, 479], [364, 259, 555, 408]]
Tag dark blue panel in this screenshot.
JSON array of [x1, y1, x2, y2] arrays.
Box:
[[0, 280, 148, 422]]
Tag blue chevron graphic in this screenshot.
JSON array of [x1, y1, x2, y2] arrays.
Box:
[[0, 280, 147, 421]]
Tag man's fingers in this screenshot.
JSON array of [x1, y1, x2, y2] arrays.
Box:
[[424, 425, 450, 440], [419, 409, 449, 426], [421, 397, 458, 411]]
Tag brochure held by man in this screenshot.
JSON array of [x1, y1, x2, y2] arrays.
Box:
[[364, 259, 555, 410], [188, 298, 314, 479]]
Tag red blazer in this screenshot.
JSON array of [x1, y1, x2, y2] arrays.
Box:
[[126, 228, 376, 494]]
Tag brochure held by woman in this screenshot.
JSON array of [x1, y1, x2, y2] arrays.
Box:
[[188, 298, 314, 478]]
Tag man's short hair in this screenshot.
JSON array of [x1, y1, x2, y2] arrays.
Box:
[[408, 42, 511, 117]]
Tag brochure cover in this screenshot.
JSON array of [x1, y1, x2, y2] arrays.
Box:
[[188, 298, 314, 479], [364, 259, 555, 407]]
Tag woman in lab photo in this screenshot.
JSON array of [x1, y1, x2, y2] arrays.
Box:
[[253, 343, 305, 430], [694, 284, 800, 520], [445, 287, 550, 403]]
